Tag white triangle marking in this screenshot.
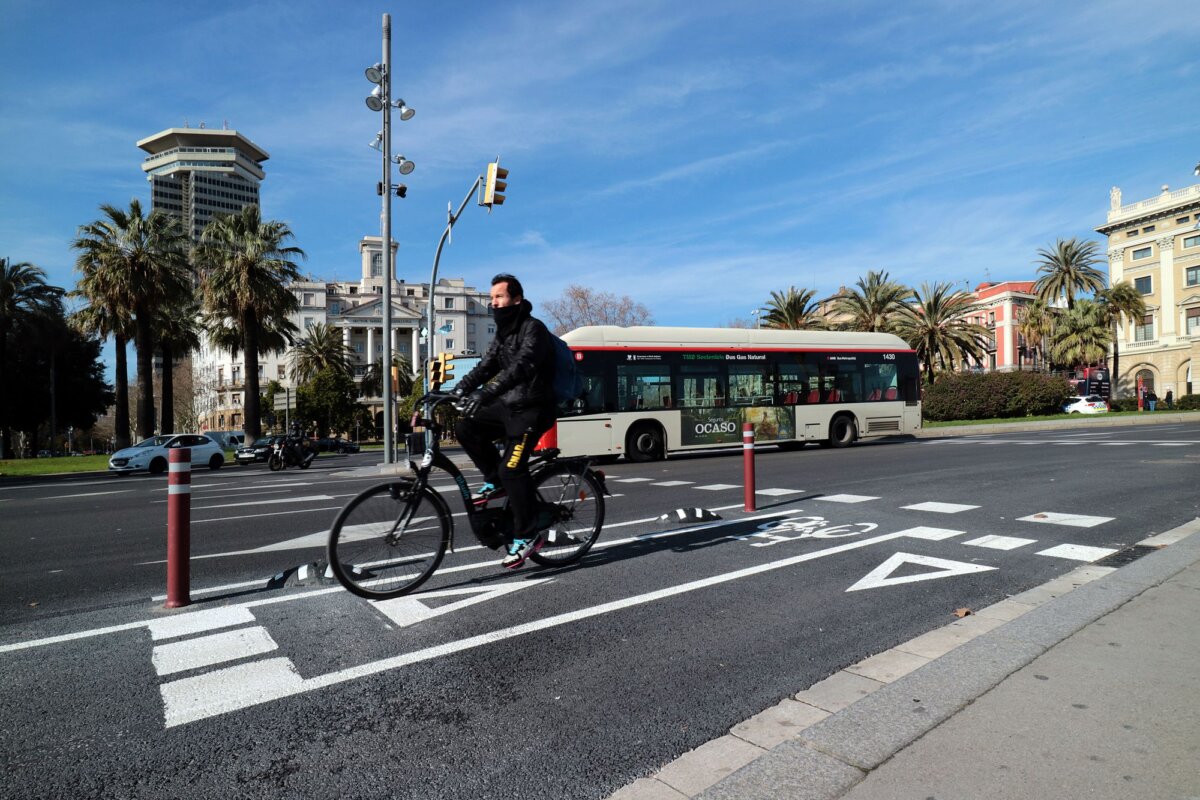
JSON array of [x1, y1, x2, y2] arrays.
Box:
[[845, 552, 995, 592], [372, 579, 552, 627]]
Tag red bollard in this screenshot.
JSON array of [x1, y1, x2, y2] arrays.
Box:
[[743, 422, 756, 512], [165, 448, 191, 608]]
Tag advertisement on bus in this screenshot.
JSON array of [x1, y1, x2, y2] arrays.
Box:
[[680, 406, 795, 446]]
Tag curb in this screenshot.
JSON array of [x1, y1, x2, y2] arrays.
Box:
[[609, 518, 1200, 800]]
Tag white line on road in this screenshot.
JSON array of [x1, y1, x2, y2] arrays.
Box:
[[40, 490, 134, 500], [1036, 543, 1119, 561], [963, 535, 1037, 550], [1018, 511, 1113, 528], [817, 494, 879, 504], [191, 494, 335, 510], [901, 501, 979, 514]]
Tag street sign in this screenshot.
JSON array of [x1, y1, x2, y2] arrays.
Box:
[[273, 388, 294, 412]]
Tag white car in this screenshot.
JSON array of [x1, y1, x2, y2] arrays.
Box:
[[1062, 395, 1109, 415], [108, 434, 225, 475]]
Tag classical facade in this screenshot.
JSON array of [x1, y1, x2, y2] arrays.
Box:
[[138, 126, 267, 240], [1096, 183, 1200, 398], [194, 236, 496, 432], [961, 281, 1039, 372]]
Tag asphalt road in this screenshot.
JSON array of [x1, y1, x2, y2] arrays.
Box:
[[2, 421, 1198, 798]]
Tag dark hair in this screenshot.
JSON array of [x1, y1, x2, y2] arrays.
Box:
[[491, 273, 524, 299]]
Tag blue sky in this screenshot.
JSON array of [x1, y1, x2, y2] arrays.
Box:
[[3, 0, 1198, 350]]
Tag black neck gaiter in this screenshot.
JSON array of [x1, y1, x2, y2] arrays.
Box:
[[494, 301, 527, 339]]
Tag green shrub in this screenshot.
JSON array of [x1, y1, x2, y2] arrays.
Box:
[[922, 371, 1073, 422], [1177, 393, 1200, 410], [1109, 397, 1139, 412]]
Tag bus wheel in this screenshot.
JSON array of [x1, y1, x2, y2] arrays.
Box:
[[626, 423, 664, 462], [827, 415, 857, 448]]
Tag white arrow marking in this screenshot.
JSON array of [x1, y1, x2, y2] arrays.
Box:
[[845, 552, 996, 592], [372, 580, 552, 627]]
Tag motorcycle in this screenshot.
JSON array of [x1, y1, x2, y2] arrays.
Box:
[[268, 435, 316, 471]]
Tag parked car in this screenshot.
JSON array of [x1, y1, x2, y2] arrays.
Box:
[[235, 435, 284, 465], [1062, 395, 1109, 414], [314, 437, 360, 454], [108, 434, 225, 475], [36, 450, 53, 458]]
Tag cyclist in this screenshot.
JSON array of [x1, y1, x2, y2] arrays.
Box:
[[451, 273, 556, 568]]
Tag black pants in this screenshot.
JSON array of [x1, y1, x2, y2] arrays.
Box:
[[455, 403, 555, 538]]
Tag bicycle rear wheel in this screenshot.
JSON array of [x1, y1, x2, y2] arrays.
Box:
[[529, 463, 605, 567], [327, 481, 450, 599]]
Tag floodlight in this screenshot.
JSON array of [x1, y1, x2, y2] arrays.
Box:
[[394, 99, 415, 121], [365, 64, 384, 84]]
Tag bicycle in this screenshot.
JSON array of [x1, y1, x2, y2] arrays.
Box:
[[327, 392, 609, 599]]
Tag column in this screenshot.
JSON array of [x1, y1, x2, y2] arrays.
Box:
[[1157, 236, 1176, 336], [410, 327, 420, 375], [1109, 249, 1127, 345], [366, 328, 375, 364]]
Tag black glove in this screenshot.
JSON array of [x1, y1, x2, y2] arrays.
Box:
[[458, 389, 488, 418]]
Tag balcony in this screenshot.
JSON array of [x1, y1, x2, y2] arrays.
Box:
[[1107, 184, 1200, 224], [1126, 339, 1158, 349]]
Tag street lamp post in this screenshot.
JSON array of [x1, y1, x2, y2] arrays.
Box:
[[364, 13, 415, 464], [752, 308, 766, 329]]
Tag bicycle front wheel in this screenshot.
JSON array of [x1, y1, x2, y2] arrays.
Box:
[[529, 463, 605, 567], [327, 481, 450, 599]]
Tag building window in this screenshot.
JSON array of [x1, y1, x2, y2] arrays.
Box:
[[1184, 234, 1200, 249], [1143, 225, 1155, 233], [232, 367, 241, 383], [303, 293, 314, 306], [371, 253, 383, 278], [217, 367, 224, 386], [354, 342, 363, 353], [468, 340, 476, 352], [468, 322, 476, 333], [304, 317, 315, 329], [1187, 267, 1200, 287], [278, 365, 286, 379], [444, 298, 454, 309], [329, 302, 340, 315], [1134, 315, 1154, 342], [445, 338, 454, 350], [1131, 246, 1152, 260], [354, 365, 366, 377], [1178, 217, 1192, 225], [232, 393, 242, 406], [1127, 230, 1139, 238], [442, 321, 454, 332], [349, 286, 358, 294], [406, 288, 416, 296], [1187, 308, 1200, 336], [1134, 276, 1152, 295], [487, 324, 496, 334], [1135, 369, 1154, 393]]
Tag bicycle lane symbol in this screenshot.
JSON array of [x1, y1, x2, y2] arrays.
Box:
[[726, 515, 879, 547], [152, 516, 971, 728]]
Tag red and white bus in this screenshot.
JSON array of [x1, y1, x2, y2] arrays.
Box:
[[541, 326, 922, 461]]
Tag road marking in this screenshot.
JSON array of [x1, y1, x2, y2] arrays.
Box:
[[694, 484, 739, 491], [147, 607, 256, 641], [191, 506, 343, 525], [613, 477, 654, 483], [816, 494, 878, 504], [845, 552, 996, 592], [963, 535, 1037, 550], [1017, 511, 1113, 528], [159, 523, 965, 727], [1098, 442, 1135, 446], [652, 481, 694, 487], [1153, 442, 1192, 447], [901, 501, 979, 514], [192, 494, 335, 510], [39, 490, 133, 500], [372, 580, 552, 628], [152, 626, 278, 676], [1036, 544, 1119, 561], [756, 488, 803, 496]]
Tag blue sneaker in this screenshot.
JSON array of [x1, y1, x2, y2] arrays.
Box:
[[475, 482, 496, 498], [502, 537, 542, 569]]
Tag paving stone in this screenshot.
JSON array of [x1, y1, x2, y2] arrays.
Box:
[[731, 697, 830, 749], [607, 778, 689, 800], [654, 735, 765, 796], [974, 598, 1037, 621], [793, 670, 884, 713], [696, 740, 864, 800], [844, 648, 930, 683]]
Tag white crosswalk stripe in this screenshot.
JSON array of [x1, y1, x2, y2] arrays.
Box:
[[816, 493, 879, 504], [693, 483, 740, 491], [652, 481, 694, 487], [1018, 511, 1113, 528], [964, 535, 1037, 550], [755, 488, 803, 496], [1036, 544, 1118, 561], [902, 501, 979, 514]]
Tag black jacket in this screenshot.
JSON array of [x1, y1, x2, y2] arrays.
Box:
[[459, 300, 556, 412]]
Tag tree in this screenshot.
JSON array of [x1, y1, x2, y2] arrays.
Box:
[[1049, 299, 1111, 368], [1016, 298, 1056, 372], [761, 286, 826, 330], [1033, 238, 1105, 311], [360, 354, 414, 399], [0, 258, 64, 458], [541, 284, 654, 335], [196, 204, 304, 444], [69, 255, 134, 449], [289, 322, 354, 383], [892, 283, 991, 385], [296, 366, 361, 437], [1095, 282, 1146, 398], [153, 299, 202, 434], [72, 200, 192, 440], [829, 270, 909, 332]]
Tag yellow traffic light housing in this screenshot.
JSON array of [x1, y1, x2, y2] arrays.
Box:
[[482, 159, 508, 208], [426, 353, 457, 389], [391, 365, 400, 393]]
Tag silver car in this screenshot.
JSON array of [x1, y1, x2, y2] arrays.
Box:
[[108, 434, 225, 475]]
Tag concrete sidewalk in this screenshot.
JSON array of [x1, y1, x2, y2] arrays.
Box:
[[611, 519, 1200, 800]]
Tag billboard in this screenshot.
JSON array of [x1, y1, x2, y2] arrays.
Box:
[[680, 406, 794, 447]]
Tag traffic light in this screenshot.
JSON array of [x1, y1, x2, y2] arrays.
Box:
[[482, 159, 508, 208], [391, 365, 400, 393], [427, 353, 457, 388], [377, 182, 407, 198]]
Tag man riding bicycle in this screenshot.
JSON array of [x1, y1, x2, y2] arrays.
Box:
[[451, 273, 557, 569]]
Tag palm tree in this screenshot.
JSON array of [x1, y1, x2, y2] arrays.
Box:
[[73, 200, 192, 439], [69, 295, 134, 451], [1049, 299, 1111, 368], [1033, 238, 1106, 311], [1095, 281, 1146, 397], [153, 299, 203, 434], [1, 258, 64, 458], [1016, 298, 1056, 371], [829, 270, 910, 332], [360, 354, 414, 399], [196, 204, 305, 443], [892, 282, 991, 385], [761, 286, 826, 330], [289, 322, 354, 384]]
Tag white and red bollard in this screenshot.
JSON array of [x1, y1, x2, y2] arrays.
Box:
[[743, 423, 756, 512], [165, 448, 191, 608]]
